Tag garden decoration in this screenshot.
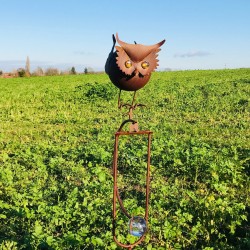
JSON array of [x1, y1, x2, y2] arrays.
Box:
[[106, 33, 165, 249]]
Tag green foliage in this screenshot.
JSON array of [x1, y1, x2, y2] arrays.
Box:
[[71, 67, 76, 75], [17, 68, 26, 77], [83, 82, 117, 101], [0, 69, 249, 249]]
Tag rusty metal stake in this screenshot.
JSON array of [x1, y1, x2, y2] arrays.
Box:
[[112, 119, 152, 249]]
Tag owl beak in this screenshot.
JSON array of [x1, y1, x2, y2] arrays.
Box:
[[134, 68, 139, 75]]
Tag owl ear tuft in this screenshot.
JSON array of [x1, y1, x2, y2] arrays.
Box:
[[116, 46, 135, 75]]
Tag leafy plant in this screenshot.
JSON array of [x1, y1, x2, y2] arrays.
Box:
[[0, 69, 249, 249]]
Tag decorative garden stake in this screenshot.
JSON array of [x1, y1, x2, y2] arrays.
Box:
[[106, 33, 165, 249]]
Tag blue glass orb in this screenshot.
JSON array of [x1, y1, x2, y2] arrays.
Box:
[[128, 216, 147, 237]]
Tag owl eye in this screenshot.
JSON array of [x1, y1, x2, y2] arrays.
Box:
[[125, 60, 132, 68], [141, 61, 150, 69]]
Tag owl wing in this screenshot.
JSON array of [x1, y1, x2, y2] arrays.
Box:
[[115, 46, 135, 75], [137, 48, 161, 76]]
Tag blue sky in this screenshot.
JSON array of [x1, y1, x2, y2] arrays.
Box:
[[0, 0, 249, 72]]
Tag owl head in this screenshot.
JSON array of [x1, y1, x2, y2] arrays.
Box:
[[115, 33, 165, 77], [106, 33, 165, 91]]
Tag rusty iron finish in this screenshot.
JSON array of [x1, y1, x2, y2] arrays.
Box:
[[105, 33, 165, 92], [105, 33, 165, 110], [112, 119, 152, 249], [107, 32, 165, 249]]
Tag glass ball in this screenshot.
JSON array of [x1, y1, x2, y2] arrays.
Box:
[[128, 216, 147, 237]]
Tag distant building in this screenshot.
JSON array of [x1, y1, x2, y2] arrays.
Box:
[[1, 72, 15, 78]]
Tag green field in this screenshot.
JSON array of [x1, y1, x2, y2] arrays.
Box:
[[0, 69, 249, 249]]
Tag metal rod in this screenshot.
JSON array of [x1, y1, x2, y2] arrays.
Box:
[[112, 134, 119, 236], [145, 133, 152, 222], [131, 91, 137, 107], [112, 119, 153, 249], [116, 188, 131, 218]]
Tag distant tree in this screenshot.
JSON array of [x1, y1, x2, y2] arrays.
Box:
[[17, 68, 26, 77], [25, 56, 31, 76], [60, 69, 70, 75], [84, 67, 88, 74], [33, 67, 44, 76], [0, 70, 3, 76], [45, 67, 60, 76], [71, 67, 76, 75]]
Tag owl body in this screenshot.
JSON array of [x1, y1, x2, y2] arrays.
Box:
[[105, 33, 165, 91]]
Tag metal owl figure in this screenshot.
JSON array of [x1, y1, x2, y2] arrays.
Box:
[[105, 33, 165, 111]]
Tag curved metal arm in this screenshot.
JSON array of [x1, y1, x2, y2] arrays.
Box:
[[118, 119, 137, 132], [112, 124, 152, 249]]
